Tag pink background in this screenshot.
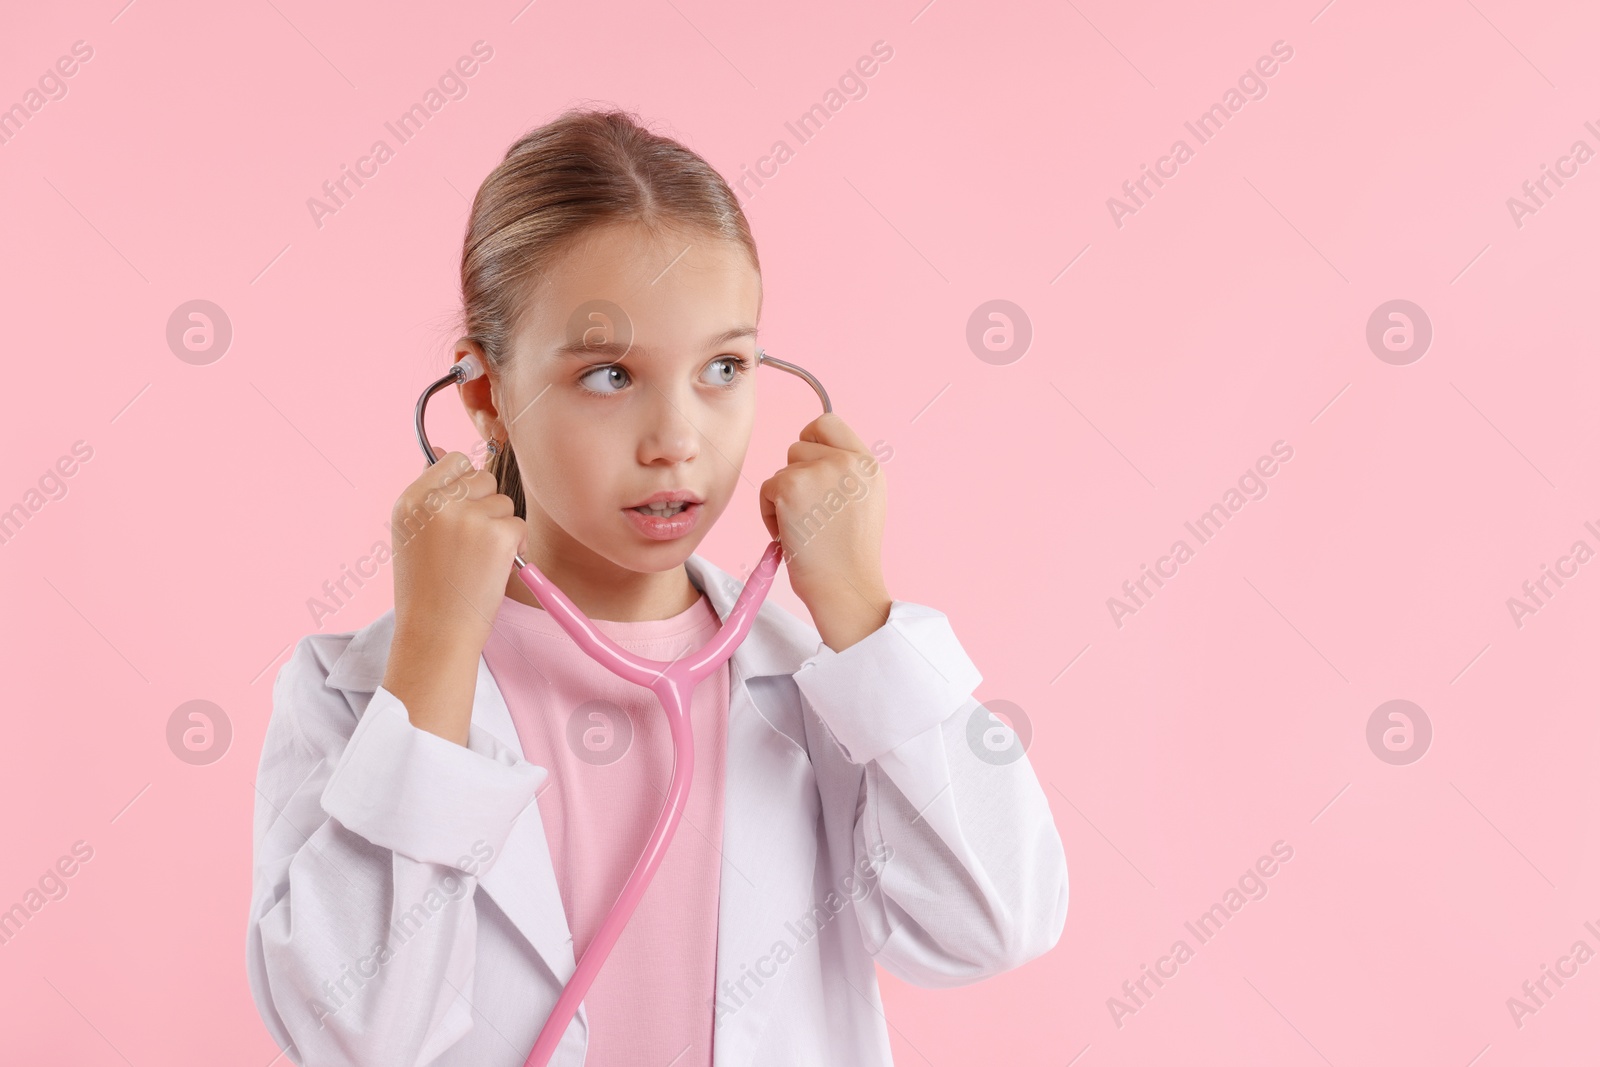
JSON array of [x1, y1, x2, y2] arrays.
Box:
[[2, 0, 1596, 1063]]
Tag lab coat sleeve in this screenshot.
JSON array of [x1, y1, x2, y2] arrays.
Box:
[[245, 633, 545, 1067], [792, 600, 1069, 988]]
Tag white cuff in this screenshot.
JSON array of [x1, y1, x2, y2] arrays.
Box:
[[320, 685, 546, 871], [793, 601, 983, 765]]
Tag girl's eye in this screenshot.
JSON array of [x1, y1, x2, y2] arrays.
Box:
[[701, 355, 751, 387], [578, 363, 630, 394], [578, 355, 751, 396]]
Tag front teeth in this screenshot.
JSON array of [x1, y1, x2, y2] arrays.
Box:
[[639, 502, 688, 517]]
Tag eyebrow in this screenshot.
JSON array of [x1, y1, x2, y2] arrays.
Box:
[[553, 326, 758, 363]]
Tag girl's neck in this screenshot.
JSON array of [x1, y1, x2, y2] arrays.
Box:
[[502, 552, 702, 623]]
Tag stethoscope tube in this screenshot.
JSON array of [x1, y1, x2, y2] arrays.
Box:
[[412, 345, 828, 1066]]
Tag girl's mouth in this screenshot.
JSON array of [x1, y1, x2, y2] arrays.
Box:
[[623, 500, 703, 540], [632, 501, 689, 517]]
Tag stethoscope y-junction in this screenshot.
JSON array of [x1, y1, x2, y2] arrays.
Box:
[[414, 345, 829, 1067]]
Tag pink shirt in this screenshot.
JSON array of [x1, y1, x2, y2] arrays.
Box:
[[482, 589, 728, 1067]]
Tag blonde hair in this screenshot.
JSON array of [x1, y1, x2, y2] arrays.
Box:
[[458, 107, 760, 516]]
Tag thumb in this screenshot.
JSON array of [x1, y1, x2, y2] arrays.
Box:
[[758, 477, 780, 541]]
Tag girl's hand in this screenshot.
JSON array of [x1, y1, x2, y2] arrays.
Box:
[[759, 413, 893, 652], [382, 451, 526, 744]]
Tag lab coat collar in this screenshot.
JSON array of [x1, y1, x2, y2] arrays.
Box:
[[321, 552, 824, 1066], [323, 552, 813, 693]]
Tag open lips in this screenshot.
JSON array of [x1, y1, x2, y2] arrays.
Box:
[[623, 490, 706, 540], [626, 490, 704, 517]]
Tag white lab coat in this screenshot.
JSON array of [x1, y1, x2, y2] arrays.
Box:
[[246, 552, 1068, 1066]]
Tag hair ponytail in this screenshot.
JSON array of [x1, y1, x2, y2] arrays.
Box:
[[485, 437, 526, 519]]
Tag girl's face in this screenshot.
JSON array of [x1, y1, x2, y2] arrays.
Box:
[[482, 220, 762, 575]]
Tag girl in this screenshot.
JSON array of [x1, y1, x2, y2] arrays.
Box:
[[246, 107, 1067, 1067]]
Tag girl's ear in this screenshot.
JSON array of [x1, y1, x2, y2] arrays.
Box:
[[453, 338, 503, 443]]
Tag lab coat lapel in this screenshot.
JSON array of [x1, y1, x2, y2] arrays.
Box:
[[687, 555, 824, 1067], [322, 610, 583, 995], [322, 553, 821, 1065], [710, 663, 820, 1066]]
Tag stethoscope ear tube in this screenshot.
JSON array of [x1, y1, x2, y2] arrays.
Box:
[[414, 344, 831, 466], [413, 367, 465, 468], [756, 346, 832, 414]]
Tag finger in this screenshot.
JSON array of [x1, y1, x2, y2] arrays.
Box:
[[459, 468, 501, 500], [785, 440, 840, 465], [478, 492, 516, 519], [423, 450, 475, 486], [493, 515, 529, 560], [758, 475, 780, 541], [433, 465, 497, 502], [798, 412, 866, 453]]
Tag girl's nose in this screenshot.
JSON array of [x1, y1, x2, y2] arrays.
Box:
[[635, 386, 702, 465]]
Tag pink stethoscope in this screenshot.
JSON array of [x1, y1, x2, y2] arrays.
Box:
[[414, 345, 831, 1066]]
